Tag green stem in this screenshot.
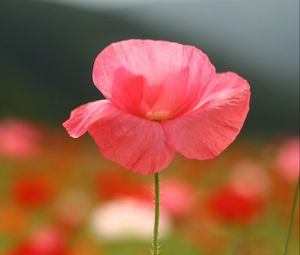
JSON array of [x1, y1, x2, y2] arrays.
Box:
[[283, 177, 299, 255], [153, 172, 160, 255]]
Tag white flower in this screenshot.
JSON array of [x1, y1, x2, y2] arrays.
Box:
[[90, 199, 172, 241]]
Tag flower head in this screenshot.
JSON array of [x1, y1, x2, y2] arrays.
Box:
[[64, 40, 250, 174]]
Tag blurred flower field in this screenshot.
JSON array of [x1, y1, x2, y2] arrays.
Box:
[[0, 119, 299, 255]]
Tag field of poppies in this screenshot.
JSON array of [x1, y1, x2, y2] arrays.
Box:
[[0, 118, 298, 255]]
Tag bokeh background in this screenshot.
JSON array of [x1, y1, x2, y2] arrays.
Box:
[[0, 0, 299, 255]]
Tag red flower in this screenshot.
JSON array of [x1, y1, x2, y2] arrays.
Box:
[[12, 176, 53, 207], [208, 187, 263, 224]]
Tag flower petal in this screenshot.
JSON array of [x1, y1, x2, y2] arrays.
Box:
[[92, 39, 215, 119], [163, 72, 250, 159], [88, 106, 174, 175], [63, 100, 112, 138]]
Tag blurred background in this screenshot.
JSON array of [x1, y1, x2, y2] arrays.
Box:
[[0, 0, 299, 254]]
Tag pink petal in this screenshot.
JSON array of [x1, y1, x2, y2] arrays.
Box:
[[92, 39, 215, 120], [64, 100, 174, 174], [88, 108, 175, 174], [63, 100, 112, 138], [163, 72, 250, 159]]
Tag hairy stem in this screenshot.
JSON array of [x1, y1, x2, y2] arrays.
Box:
[[153, 172, 160, 255]]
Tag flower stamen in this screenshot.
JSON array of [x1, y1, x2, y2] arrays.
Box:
[[146, 110, 170, 121]]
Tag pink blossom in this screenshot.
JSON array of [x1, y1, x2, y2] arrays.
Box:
[[64, 40, 250, 174], [229, 159, 271, 198], [0, 119, 42, 159], [10, 227, 67, 255], [275, 137, 299, 183], [160, 180, 196, 218]]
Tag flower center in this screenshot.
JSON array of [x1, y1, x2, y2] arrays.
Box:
[[146, 110, 170, 121]]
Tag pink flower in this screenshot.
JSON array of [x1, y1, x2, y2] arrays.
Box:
[[160, 180, 196, 218], [64, 40, 250, 174], [229, 159, 271, 198], [275, 137, 299, 183], [0, 119, 43, 159], [10, 227, 67, 255]]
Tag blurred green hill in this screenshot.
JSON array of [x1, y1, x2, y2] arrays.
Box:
[[0, 0, 153, 122]]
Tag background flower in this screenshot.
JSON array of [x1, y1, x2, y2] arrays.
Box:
[[0, 119, 43, 159], [12, 175, 54, 208], [89, 199, 172, 241], [275, 137, 299, 183]]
